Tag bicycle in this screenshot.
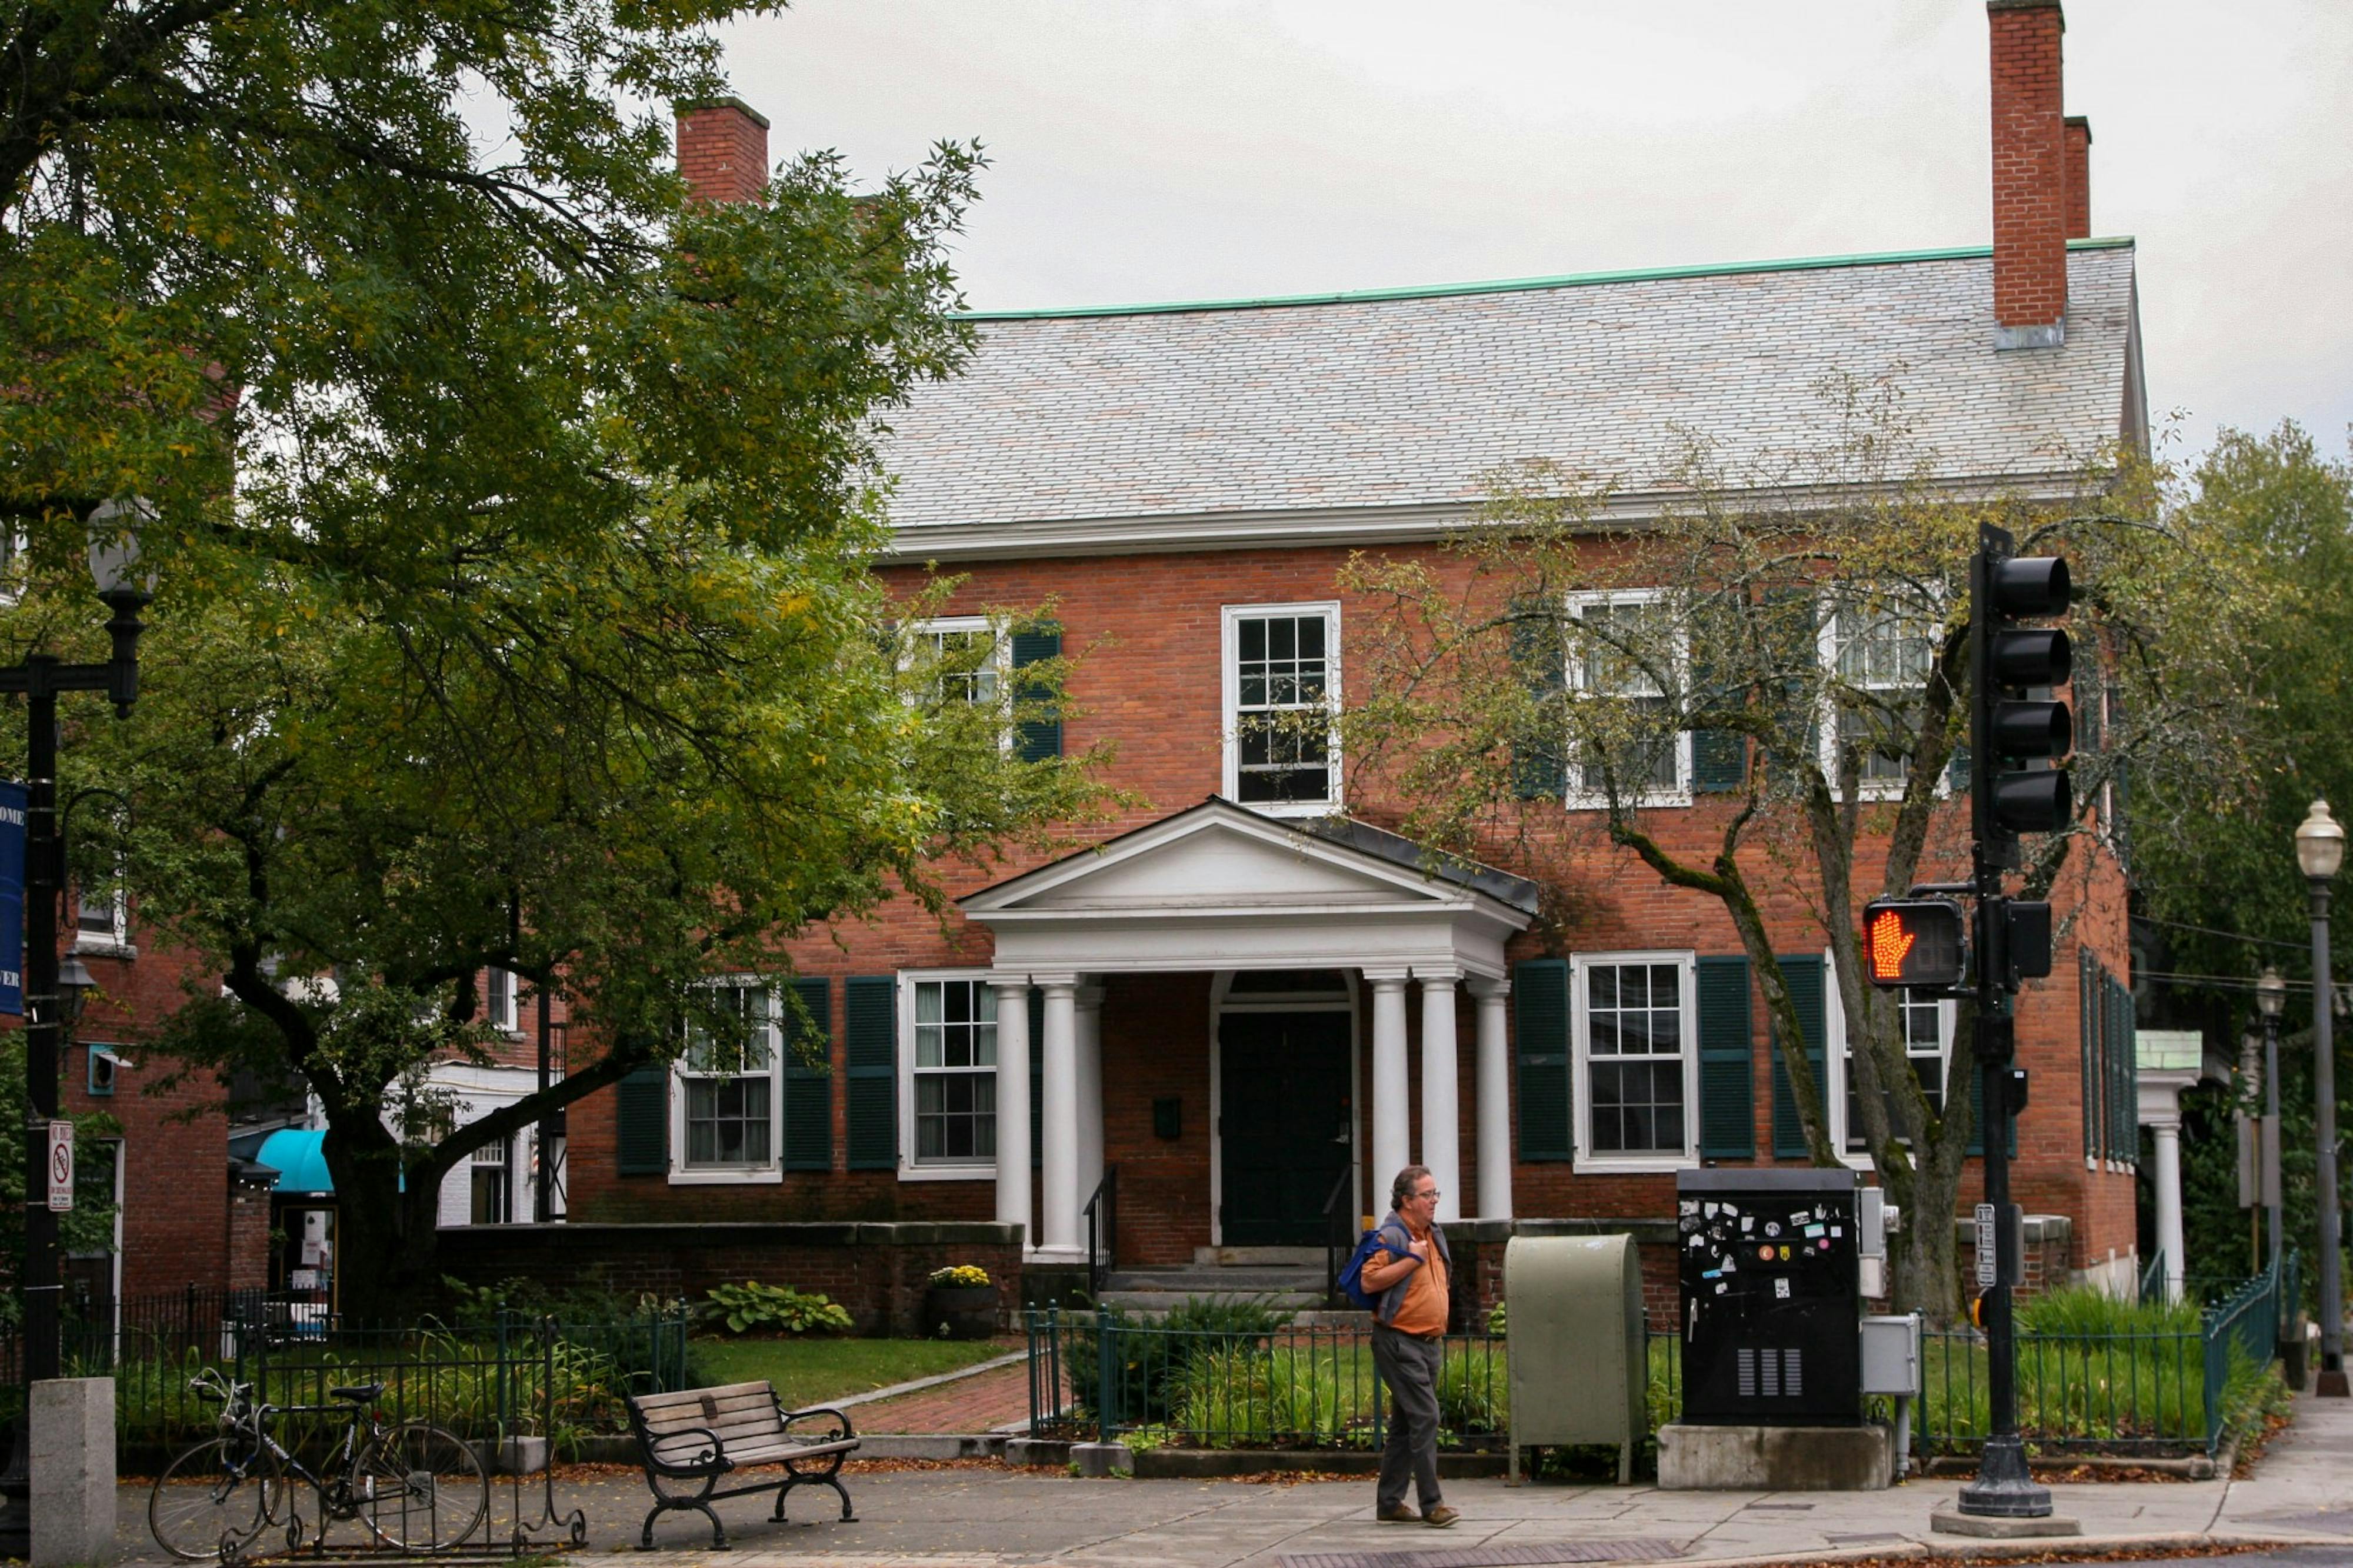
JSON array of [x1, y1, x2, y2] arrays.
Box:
[[150, 1368, 489, 1560]]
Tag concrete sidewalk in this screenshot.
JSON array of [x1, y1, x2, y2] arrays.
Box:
[[112, 1388, 2353, 1567]]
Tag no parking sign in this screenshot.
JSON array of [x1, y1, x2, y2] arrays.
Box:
[[46, 1120, 72, 1212]]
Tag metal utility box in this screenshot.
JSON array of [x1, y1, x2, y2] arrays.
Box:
[[1860, 1312, 1922, 1397], [1677, 1167, 1862, 1425], [1505, 1233, 1647, 1484]]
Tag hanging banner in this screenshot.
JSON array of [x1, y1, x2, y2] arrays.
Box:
[[0, 780, 24, 1018]]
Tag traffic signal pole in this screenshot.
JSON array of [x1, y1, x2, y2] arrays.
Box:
[[1954, 525, 2052, 1520]]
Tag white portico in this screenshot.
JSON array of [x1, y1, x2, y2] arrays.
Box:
[[959, 797, 1538, 1261]]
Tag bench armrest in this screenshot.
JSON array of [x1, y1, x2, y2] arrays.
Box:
[[780, 1405, 858, 1444], [643, 1425, 735, 1478]]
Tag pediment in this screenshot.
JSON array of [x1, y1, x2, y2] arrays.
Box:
[[964, 800, 1478, 918]]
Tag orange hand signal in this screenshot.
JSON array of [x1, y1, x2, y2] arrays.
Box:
[[1869, 908, 1915, 980]]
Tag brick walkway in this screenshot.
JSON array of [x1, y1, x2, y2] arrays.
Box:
[[851, 1355, 1058, 1433]]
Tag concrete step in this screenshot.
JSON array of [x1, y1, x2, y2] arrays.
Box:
[[1102, 1267, 1324, 1293], [1193, 1246, 1329, 1267]]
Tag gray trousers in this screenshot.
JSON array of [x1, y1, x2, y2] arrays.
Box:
[[1371, 1325, 1444, 1511]]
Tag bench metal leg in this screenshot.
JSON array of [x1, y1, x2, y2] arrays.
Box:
[[639, 1499, 730, 1551], [775, 1472, 856, 1524]]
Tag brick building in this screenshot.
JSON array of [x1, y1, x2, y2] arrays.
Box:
[[560, 0, 2145, 1306]]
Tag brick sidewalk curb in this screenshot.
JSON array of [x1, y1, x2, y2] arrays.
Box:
[[832, 1350, 1028, 1413]]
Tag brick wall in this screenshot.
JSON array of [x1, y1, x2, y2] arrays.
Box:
[[434, 1221, 1023, 1337], [1988, 0, 2068, 331]]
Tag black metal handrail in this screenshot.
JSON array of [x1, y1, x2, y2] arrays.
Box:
[[1082, 1165, 1118, 1299], [1321, 1165, 1357, 1307]]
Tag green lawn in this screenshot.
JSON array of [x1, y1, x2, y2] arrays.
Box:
[[692, 1336, 1014, 1410]]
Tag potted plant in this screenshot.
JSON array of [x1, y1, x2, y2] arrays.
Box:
[[924, 1264, 997, 1339]]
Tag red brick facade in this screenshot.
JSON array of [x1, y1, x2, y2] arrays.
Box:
[[1989, 0, 2069, 331]]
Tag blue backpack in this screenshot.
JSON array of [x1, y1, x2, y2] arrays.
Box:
[[1335, 1224, 1411, 1312]]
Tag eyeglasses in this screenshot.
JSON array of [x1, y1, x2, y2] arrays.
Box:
[[1412, 1188, 1440, 1201]]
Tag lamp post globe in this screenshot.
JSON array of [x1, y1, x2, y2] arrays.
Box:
[[2298, 800, 2349, 1397]]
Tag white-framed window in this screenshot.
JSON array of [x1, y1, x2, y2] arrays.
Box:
[[898, 971, 999, 1179], [1818, 590, 1941, 799], [1571, 950, 1698, 1170], [910, 613, 1012, 728], [1565, 590, 1689, 804], [1222, 602, 1341, 815], [1824, 962, 1954, 1163], [485, 969, 519, 1035], [669, 981, 782, 1183], [469, 1135, 511, 1224], [73, 883, 130, 955]]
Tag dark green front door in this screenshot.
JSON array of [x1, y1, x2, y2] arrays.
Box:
[[1219, 1011, 1353, 1247]]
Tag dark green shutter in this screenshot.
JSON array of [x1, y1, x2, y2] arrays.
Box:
[[1508, 600, 1567, 800], [1967, 1055, 1987, 1156], [1029, 986, 1045, 1171], [1770, 954, 1827, 1159], [1012, 628, 1063, 763], [1761, 589, 1819, 773], [1689, 596, 1746, 792], [615, 1066, 668, 1175], [1513, 959, 1572, 1160], [1696, 955, 1755, 1157], [1946, 742, 1971, 793], [782, 976, 832, 1171], [845, 976, 897, 1170], [2079, 950, 2098, 1162]]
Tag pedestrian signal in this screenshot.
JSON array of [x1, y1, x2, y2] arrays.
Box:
[[1860, 898, 1967, 990]]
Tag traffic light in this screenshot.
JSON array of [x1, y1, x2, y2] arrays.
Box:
[[1860, 898, 1967, 990], [1971, 527, 2074, 868]]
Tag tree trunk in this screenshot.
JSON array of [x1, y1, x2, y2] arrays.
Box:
[[1891, 1157, 1965, 1325], [321, 1107, 443, 1319]]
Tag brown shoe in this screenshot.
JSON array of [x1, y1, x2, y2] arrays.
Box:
[[1375, 1505, 1421, 1523], [1423, 1505, 1460, 1529]]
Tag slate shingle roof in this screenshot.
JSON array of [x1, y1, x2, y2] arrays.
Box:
[[879, 243, 2138, 550]]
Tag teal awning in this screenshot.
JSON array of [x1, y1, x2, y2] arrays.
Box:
[[255, 1129, 334, 1195]]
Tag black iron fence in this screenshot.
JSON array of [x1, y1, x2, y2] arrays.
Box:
[[1032, 1255, 2291, 1462], [0, 1287, 694, 1462]]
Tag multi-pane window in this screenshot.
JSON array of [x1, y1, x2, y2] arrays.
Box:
[[681, 985, 775, 1169], [469, 1136, 510, 1224], [1577, 956, 1691, 1159], [485, 969, 518, 1034], [916, 619, 1004, 709], [1824, 596, 1937, 789], [1227, 606, 1338, 809], [1567, 593, 1684, 797], [913, 979, 997, 1163], [1840, 989, 1949, 1153]]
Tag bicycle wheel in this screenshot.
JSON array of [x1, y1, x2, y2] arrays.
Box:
[[149, 1438, 282, 1562], [352, 1423, 488, 1552]]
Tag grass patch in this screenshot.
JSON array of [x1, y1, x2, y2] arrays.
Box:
[[691, 1336, 1011, 1409]]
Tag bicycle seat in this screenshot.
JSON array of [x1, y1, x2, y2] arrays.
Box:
[[328, 1382, 385, 1403]]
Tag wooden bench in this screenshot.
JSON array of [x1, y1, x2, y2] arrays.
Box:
[[624, 1380, 859, 1549]]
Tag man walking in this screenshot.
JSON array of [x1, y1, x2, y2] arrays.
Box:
[[1359, 1164, 1458, 1527]]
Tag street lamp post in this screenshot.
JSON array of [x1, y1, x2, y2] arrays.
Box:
[[2298, 799, 2348, 1397], [2257, 967, 2287, 1275], [0, 503, 154, 1556]]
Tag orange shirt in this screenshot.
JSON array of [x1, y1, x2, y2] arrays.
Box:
[[1387, 1236, 1450, 1336]]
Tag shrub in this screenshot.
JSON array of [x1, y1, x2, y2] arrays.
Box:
[[1435, 1342, 1508, 1433], [1068, 1296, 1296, 1429], [699, 1282, 853, 1336]]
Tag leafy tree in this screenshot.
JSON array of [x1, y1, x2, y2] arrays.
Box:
[[1337, 379, 2278, 1321], [1, 1, 1103, 1305]]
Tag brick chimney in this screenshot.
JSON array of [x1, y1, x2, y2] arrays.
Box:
[[1987, 0, 2067, 348], [2063, 115, 2092, 239], [676, 96, 770, 204]]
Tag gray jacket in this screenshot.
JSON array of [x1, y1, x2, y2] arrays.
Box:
[[1369, 1212, 1451, 1329]]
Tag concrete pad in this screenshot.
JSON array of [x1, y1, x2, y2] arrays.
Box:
[[1069, 1443, 1133, 1477], [1657, 1423, 1895, 1491], [1928, 1504, 2084, 1537], [32, 1377, 114, 1567]]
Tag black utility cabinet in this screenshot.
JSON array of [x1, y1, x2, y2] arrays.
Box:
[[1676, 1167, 1862, 1425]]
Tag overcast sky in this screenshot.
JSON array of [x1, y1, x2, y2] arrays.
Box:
[[716, 0, 2351, 465]]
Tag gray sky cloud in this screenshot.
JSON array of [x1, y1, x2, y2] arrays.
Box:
[[718, 0, 2352, 462]]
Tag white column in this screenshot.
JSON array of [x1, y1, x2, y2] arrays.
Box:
[[2152, 1117, 2185, 1305], [1039, 976, 1081, 1260], [1369, 972, 1411, 1200], [1075, 983, 1106, 1247], [1418, 970, 1462, 1224], [1469, 976, 1513, 1222], [991, 976, 1032, 1243]]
